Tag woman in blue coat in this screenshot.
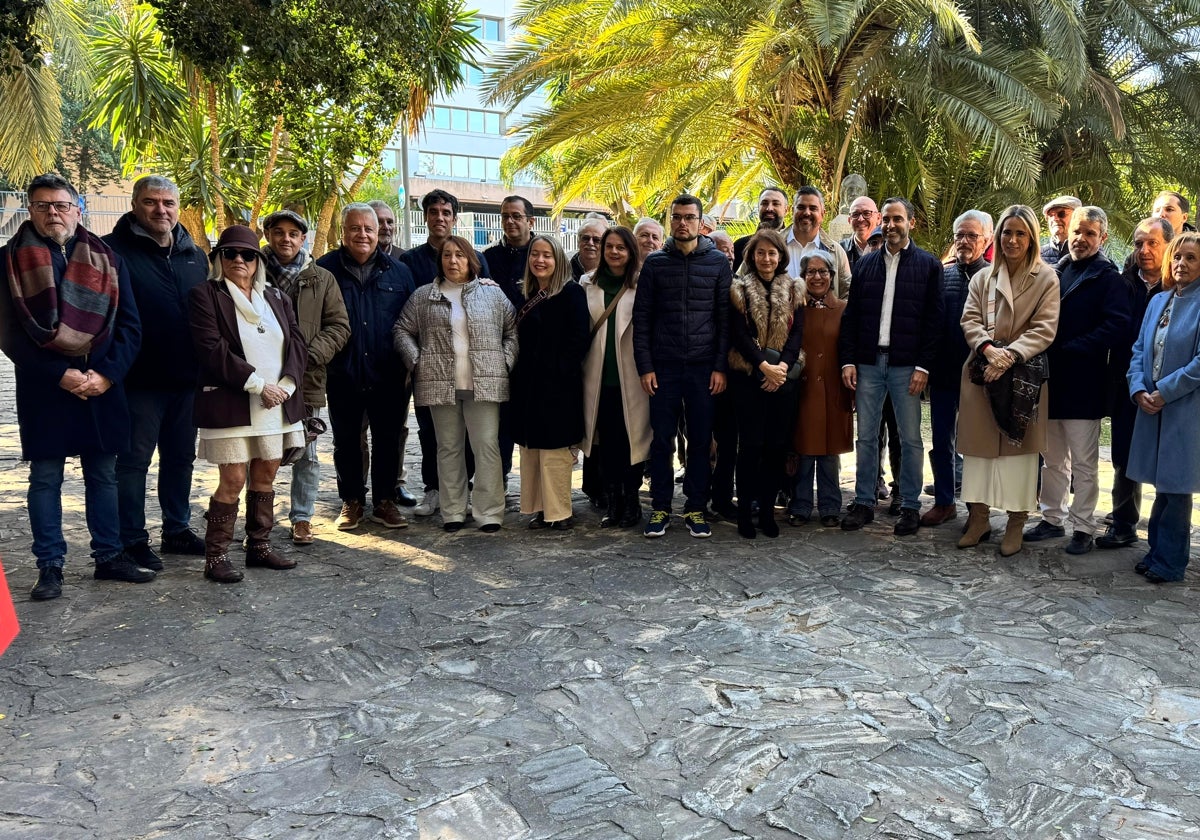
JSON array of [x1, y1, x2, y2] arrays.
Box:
[[1127, 231, 1200, 583]]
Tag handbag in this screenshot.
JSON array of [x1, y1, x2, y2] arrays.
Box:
[[762, 347, 803, 381], [281, 413, 327, 466]]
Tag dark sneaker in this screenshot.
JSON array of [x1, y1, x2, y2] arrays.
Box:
[[683, 511, 711, 538], [841, 503, 875, 531], [335, 500, 364, 531], [160, 529, 205, 556], [1023, 520, 1065, 542], [644, 510, 670, 538], [1064, 531, 1094, 555], [370, 499, 409, 529], [31, 567, 63, 600], [894, 508, 920, 536], [125, 542, 164, 571], [1095, 526, 1137, 549], [94, 556, 156, 583]]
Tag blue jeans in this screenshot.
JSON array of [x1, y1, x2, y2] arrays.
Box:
[[116, 388, 197, 546], [290, 409, 321, 523], [853, 355, 924, 510], [790, 455, 843, 517], [929, 387, 962, 505], [30, 454, 122, 569], [1143, 492, 1193, 582], [649, 364, 715, 512]]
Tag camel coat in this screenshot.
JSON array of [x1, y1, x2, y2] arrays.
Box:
[[793, 297, 854, 456], [957, 261, 1060, 457], [580, 272, 651, 464]]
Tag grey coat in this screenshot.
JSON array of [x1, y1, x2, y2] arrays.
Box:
[[394, 278, 517, 406]]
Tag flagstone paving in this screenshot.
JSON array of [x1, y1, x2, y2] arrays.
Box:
[[1, 355, 1199, 839]]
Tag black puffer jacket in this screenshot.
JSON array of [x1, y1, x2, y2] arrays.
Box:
[[102, 213, 207, 389], [929, 256, 990, 390], [838, 243, 944, 370], [632, 235, 732, 375]]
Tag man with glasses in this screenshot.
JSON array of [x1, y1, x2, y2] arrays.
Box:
[[400, 189, 490, 517], [840, 196, 882, 270], [1, 174, 148, 600], [571, 217, 608, 281], [786, 186, 852, 299], [484, 195, 534, 307], [839, 197, 944, 537], [921, 210, 993, 527], [633, 194, 732, 538], [733, 187, 787, 271], [317, 203, 416, 532], [1041, 196, 1081, 265], [103, 175, 209, 571]]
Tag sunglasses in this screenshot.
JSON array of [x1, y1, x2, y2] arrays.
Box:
[[220, 248, 259, 262]]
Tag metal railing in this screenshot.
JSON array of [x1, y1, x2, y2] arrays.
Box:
[[406, 211, 598, 252], [0, 192, 127, 244]]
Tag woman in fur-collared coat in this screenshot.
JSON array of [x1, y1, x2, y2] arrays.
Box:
[[727, 229, 805, 539]]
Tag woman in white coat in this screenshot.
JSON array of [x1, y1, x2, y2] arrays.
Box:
[[581, 226, 650, 527]]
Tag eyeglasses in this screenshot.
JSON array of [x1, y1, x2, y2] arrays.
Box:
[[805, 269, 831, 277], [500, 213, 527, 221], [29, 200, 75, 214], [670, 214, 699, 223], [952, 232, 982, 242], [848, 210, 875, 219], [1046, 209, 1071, 219], [220, 248, 259, 262], [579, 235, 603, 245]]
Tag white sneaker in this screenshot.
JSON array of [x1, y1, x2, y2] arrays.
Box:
[[415, 489, 440, 517]]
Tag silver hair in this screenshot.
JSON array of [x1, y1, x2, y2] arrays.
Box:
[[367, 199, 393, 214], [209, 252, 267, 292], [633, 217, 663, 234], [799, 250, 835, 274], [341, 202, 378, 227], [1073, 205, 1109, 236], [710, 229, 733, 245], [132, 175, 179, 200], [953, 209, 993, 235], [579, 217, 608, 235]]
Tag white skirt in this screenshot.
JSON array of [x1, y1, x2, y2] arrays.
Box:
[[960, 453, 1040, 512], [198, 429, 306, 465]]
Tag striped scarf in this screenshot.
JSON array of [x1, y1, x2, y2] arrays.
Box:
[[5, 220, 119, 356]]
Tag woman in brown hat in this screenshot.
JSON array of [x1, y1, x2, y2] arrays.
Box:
[[189, 225, 307, 582]]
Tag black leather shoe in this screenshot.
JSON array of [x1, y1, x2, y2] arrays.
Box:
[[841, 503, 875, 531], [549, 517, 574, 531], [1134, 560, 1150, 575], [1023, 520, 1066, 542], [443, 521, 464, 533], [1144, 570, 1170, 584], [786, 513, 810, 526], [395, 485, 418, 507], [125, 542, 164, 571], [887, 495, 903, 516], [820, 515, 841, 527], [1064, 531, 1094, 555], [712, 500, 738, 520], [894, 508, 920, 536], [160, 529, 204, 556], [93, 556, 156, 583], [527, 513, 546, 530], [1095, 527, 1137, 549], [31, 567, 63, 600]]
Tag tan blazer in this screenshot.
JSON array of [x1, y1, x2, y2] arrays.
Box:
[[957, 261, 1060, 457], [580, 272, 651, 463]]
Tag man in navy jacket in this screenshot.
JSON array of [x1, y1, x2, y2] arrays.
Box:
[[838, 197, 944, 536], [1025, 206, 1131, 554], [633, 194, 732, 539]]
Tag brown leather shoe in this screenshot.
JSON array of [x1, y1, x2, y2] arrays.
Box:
[[335, 500, 364, 530], [919, 504, 958, 527], [246, 542, 297, 569], [369, 499, 409, 529], [292, 520, 313, 545]]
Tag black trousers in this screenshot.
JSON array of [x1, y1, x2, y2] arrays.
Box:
[[710, 390, 737, 504], [1109, 399, 1141, 530], [328, 383, 403, 504], [731, 374, 797, 509], [596, 385, 645, 494]]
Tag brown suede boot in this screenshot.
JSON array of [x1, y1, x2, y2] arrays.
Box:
[[957, 503, 992, 548], [204, 497, 243, 583], [1000, 511, 1028, 557], [245, 490, 296, 570]]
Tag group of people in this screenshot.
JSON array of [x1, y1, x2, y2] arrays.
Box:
[[2, 172, 1197, 601]]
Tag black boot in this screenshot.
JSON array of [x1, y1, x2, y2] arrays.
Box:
[[758, 496, 780, 538], [737, 500, 756, 539], [600, 484, 624, 528], [619, 488, 642, 528]]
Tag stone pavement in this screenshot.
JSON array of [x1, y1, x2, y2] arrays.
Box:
[[2, 355, 1200, 839]]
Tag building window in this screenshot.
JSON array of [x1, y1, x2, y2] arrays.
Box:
[[475, 16, 504, 42], [427, 105, 505, 135], [416, 152, 504, 183]]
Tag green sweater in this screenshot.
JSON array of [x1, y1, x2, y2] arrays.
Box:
[[596, 268, 624, 387]]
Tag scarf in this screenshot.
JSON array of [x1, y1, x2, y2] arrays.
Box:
[[968, 351, 1048, 446], [267, 248, 307, 296], [5, 220, 120, 355], [225, 279, 269, 333]]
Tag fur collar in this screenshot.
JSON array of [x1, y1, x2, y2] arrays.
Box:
[[728, 274, 806, 375]]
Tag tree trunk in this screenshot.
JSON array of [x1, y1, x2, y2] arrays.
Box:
[[179, 205, 208, 253], [312, 154, 381, 255], [205, 78, 225, 236], [249, 110, 285, 231]]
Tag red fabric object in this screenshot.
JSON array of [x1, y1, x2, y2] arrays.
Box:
[[0, 559, 18, 656]]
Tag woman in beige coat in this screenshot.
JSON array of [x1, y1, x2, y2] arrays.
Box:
[[957, 205, 1060, 556], [581, 227, 650, 527]]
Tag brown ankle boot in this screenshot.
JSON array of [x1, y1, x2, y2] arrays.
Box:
[[1000, 511, 1028, 557], [957, 503, 992, 548], [204, 497, 243, 583], [245, 490, 296, 570]]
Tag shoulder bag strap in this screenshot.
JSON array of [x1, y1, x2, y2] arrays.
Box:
[[589, 286, 627, 340]]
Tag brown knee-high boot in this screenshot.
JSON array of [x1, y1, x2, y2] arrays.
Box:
[[957, 503, 992, 548], [1000, 511, 1028, 557], [204, 497, 243, 583], [245, 490, 296, 570]]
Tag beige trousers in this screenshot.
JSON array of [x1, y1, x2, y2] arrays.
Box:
[[519, 447, 575, 522]]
